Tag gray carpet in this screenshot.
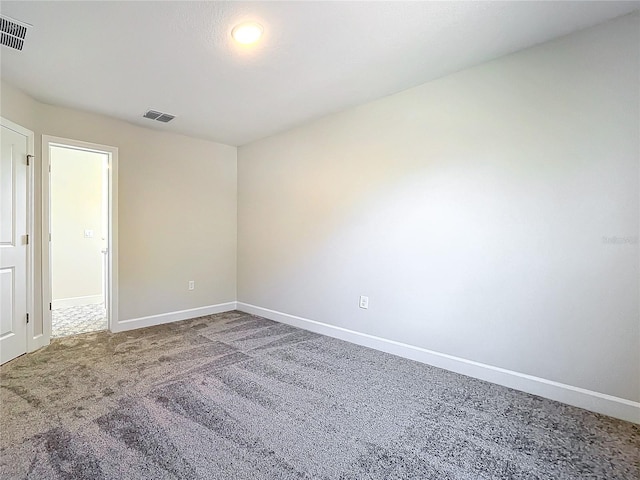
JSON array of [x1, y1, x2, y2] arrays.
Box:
[[51, 303, 107, 338], [0, 311, 637, 479]]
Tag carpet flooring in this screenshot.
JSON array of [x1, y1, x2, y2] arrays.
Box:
[[51, 303, 107, 338], [0, 311, 637, 479]]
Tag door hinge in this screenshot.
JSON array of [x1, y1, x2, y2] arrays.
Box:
[[26, 313, 29, 324], [25, 234, 29, 245], [49, 302, 52, 310], [27, 155, 34, 166]]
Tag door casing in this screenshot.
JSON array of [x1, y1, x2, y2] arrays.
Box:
[[42, 135, 118, 338]]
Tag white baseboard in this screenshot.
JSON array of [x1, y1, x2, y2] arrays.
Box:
[[113, 302, 237, 333], [237, 302, 640, 424], [52, 295, 103, 309]]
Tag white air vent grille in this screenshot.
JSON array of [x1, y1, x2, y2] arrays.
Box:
[[143, 110, 175, 123], [0, 15, 31, 51]]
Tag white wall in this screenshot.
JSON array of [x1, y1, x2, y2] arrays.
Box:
[[0, 81, 238, 333], [51, 147, 105, 302], [238, 13, 640, 405]]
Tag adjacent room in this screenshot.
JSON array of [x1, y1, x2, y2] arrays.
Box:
[[0, 2, 638, 479], [50, 144, 109, 337]]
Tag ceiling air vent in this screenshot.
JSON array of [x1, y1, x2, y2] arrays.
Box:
[[0, 15, 31, 51], [143, 110, 175, 123]]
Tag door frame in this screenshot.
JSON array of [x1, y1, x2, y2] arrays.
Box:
[[41, 135, 118, 337], [1, 117, 36, 353]]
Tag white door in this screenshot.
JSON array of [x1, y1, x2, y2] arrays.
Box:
[[0, 122, 30, 364]]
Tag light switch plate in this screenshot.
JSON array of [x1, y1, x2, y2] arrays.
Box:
[[359, 296, 369, 309]]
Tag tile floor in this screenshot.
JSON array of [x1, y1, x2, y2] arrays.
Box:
[[51, 303, 107, 338]]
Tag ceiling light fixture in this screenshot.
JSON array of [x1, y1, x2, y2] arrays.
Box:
[[231, 22, 263, 45]]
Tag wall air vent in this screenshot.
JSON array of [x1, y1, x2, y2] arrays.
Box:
[[143, 110, 175, 123], [0, 15, 31, 51]]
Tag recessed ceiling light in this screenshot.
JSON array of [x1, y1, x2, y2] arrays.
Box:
[[231, 22, 263, 45]]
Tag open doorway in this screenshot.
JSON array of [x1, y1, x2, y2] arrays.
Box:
[[49, 146, 108, 337], [42, 136, 118, 340]]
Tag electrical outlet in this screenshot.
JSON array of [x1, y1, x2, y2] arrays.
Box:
[[359, 296, 369, 309], [188, 280, 195, 291]]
